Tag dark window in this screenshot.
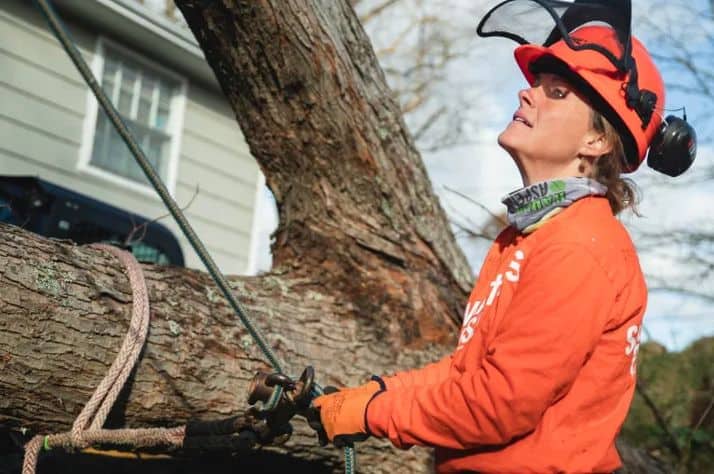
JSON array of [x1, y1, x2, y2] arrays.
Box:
[[0, 176, 183, 267]]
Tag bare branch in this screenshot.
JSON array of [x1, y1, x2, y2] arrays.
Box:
[[443, 186, 507, 226], [123, 184, 200, 247], [412, 105, 446, 141], [375, 18, 427, 58], [353, 0, 484, 152], [451, 220, 496, 243], [635, 382, 683, 460], [692, 397, 714, 433], [646, 286, 714, 303], [359, 0, 402, 23]]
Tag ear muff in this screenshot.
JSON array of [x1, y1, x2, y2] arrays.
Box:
[[647, 115, 697, 177]]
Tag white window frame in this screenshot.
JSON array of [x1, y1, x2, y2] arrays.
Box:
[[78, 36, 187, 198]]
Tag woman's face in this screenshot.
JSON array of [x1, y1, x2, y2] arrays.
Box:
[[498, 73, 600, 181]]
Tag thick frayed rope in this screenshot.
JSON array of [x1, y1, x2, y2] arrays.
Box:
[[23, 245, 184, 472]]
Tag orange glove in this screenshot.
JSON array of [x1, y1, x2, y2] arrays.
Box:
[[338, 379, 383, 397], [311, 377, 385, 447]]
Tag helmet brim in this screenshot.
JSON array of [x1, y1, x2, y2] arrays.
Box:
[[514, 44, 550, 86]]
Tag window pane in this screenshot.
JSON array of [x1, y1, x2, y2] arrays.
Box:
[[149, 133, 170, 176], [156, 83, 172, 131], [104, 56, 118, 74], [156, 105, 170, 130], [90, 113, 112, 169], [137, 78, 155, 126], [158, 83, 172, 108], [118, 67, 136, 115], [108, 124, 131, 176], [102, 58, 118, 98]]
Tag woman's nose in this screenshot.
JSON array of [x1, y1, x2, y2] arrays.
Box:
[[518, 88, 534, 107]]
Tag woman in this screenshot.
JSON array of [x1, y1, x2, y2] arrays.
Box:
[[313, 23, 669, 473]]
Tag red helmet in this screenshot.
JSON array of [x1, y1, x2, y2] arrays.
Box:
[[513, 25, 665, 172]]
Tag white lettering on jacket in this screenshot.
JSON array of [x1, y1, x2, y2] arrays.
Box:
[[625, 324, 641, 377], [457, 250, 525, 349]]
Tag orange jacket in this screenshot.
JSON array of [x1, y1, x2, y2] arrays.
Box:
[[367, 197, 647, 473]]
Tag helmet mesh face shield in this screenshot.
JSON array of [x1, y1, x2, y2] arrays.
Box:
[[477, 0, 633, 72]]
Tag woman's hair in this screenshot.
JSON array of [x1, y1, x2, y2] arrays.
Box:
[[589, 110, 640, 215]]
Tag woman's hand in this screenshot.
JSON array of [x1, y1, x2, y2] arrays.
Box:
[[311, 377, 386, 447]]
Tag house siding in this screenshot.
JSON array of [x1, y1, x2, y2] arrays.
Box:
[[0, 0, 262, 275]]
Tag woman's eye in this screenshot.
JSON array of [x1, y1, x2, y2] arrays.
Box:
[[552, 88, 568, 98]]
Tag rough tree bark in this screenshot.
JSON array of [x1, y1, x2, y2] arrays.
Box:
[[1, 1, 473, 472]]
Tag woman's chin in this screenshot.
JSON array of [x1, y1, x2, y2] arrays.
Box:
[[497, 132, 520, 158]]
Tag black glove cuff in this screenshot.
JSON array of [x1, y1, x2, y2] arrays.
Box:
[[370, 374, 387, 391], [364, 375, 387, 437]]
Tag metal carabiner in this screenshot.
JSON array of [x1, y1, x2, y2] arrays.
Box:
[[244, 366, 316, 445]]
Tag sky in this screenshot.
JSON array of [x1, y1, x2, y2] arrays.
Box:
[[252, 0, 713, 352]]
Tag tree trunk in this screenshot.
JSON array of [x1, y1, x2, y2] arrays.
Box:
[[0, 222, 454, 472], [1, 3, 473, 472]]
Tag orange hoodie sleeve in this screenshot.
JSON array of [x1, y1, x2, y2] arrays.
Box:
[[367, 243, 617, 449], [377, 233, 509, 392], [382, 355, 453, 390]]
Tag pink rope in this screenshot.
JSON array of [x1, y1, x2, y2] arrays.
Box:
[[23, 245, 185, 473], [72, 244, 151, 442]]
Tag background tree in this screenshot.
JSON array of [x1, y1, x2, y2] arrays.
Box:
[[614, 3, 714, 471], [350, 0, 489, 152], [630, 0, 714, 300]]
